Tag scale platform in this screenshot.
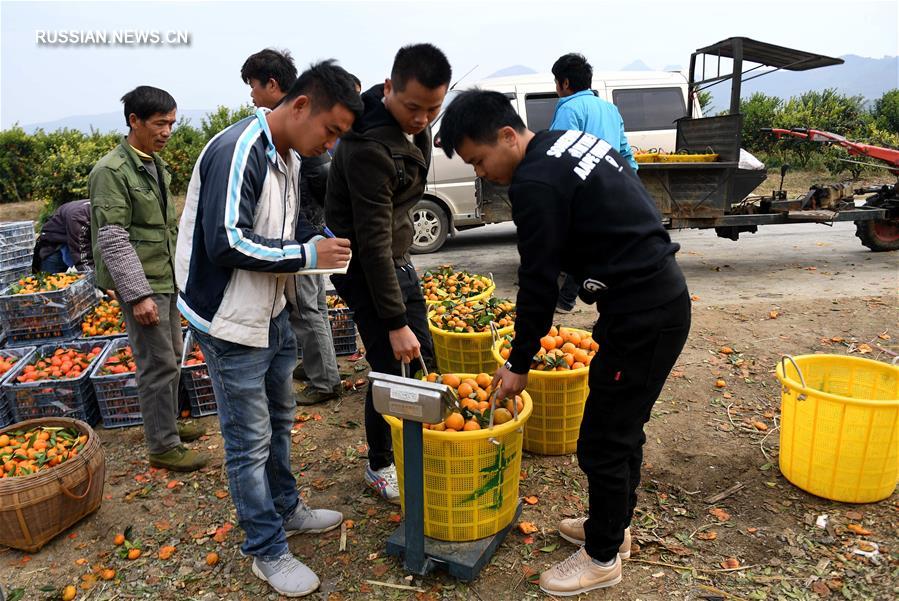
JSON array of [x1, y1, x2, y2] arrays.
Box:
[[386, 502, 522, 582]]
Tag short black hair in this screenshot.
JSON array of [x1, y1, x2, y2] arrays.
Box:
[[438, 90, 525, 159], [120, 86, 177, 128], [283, 59, 364, 119], [241, 48, 298, 93], [552, 53, 593, 92], [348, 73, 362, 90], [391, 43, 452, 91]]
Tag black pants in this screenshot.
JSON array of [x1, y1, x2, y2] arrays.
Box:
[[579, 289, 691, 561], [331, 263, 435, 470], [557, 273, 580, 309]]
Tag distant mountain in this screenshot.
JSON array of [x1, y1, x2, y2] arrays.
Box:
[[488, 65, 537, 78], [621, 59, 652, 71], [18, 109, 213, 134], [703, 54, 897, 109]]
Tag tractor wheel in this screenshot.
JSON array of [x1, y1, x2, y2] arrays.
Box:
[[856, 201, 899, 252]]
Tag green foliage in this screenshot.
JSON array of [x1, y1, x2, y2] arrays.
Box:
[[0, 104, 258, 206], [30, 130, 118, 220], [199, 104, 256, 140], [0, 125, 41, 203], [160, 119, 204, 195], [871, 89, 899, 134], [741, 88, 897, 178], [697, 90, 715, 115]]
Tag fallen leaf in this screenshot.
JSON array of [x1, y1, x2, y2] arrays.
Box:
[[371, 563, 389, 577], [763, 410, 775, 419], [709, 507, 731, 522], [768, 310, 779, 319], [857, 343, 873, 354], [522, 535, 535, 545], [154, 520, 171, 532], [811, 580, 830, 597], [214, 490, 229, 499], [523, 495, 538, 505], [831, 336, 844, 343], [844, 511, 863, 521], [752, 421, 768, 431], [720, 557, 740, 569], [343, 519, 355, 529], [722, 392, 733, 399], [877, 332, 891, 341], [387, 513, 402, 523], [518, 521, 538, 534], [697, 530, 718, 541], [847, 524, 872, 536], [75, 558, 88, 566], [158, 545, 176, 560], [747, 527, 758, 534]]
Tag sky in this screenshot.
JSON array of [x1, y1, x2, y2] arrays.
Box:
[[1, 0, 897, 129]]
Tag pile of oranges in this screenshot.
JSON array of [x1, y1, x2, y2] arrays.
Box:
[[14, 346, 103, 382], [422, 372, 524, 433], [9, 273, 83, 295], [430, 297, 515, 333], [421, 265, 492, 303], [0, 353, 22, 378], [0, 426, 88, 478], [82, 299, 125, 337], [97, 345, 136, 376], [497, 326, 599, 371], [326, 295, 348, 309], [183, 345, 205, 367]]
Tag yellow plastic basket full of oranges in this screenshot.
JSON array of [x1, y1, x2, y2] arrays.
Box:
[[383, 372, 532, 542], [492, 326, 596, 455]]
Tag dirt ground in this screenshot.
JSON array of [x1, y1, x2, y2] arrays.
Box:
[[2, 170, 897, 600]]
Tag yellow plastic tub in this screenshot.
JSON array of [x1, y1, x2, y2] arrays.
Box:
[[776, 354, 899, 503], [423, 278, 495, 306], [429, 316, 514, 375], [384, 383, 532, 542], [491, 328, 592, 455]]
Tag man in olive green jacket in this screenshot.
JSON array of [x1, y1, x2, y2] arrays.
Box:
[[89, 86, 207, 471]]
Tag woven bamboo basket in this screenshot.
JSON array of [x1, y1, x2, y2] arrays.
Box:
[[0, 417, 106, 552]]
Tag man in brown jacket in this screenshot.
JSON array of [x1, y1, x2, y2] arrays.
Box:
[[325, 43, 451, 503]]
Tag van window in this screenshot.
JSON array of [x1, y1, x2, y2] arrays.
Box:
[[524, 94, 559, 131], [612, 87, 686, 131]]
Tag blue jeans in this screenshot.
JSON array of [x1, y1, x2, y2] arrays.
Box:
[[191, 309, 299, 560]]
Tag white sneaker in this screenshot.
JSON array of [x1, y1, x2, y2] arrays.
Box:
[[284, 503, 343, 537], [364, 463, 400, 504], [251, 552, 319, 597]]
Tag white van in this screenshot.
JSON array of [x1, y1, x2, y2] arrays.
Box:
[[410, 70, 702, 253]]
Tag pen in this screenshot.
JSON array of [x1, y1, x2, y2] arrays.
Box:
[[322, 225, 336, 238]]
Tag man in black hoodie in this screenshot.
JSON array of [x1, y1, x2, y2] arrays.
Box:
[[439, 90, 691, 596], [325, 43, 451, 503]]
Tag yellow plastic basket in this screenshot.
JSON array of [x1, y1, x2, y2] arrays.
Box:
[[428, 315, 514, 374], [634, 153, 659, 163], [657, 153, 719, 163], [424, 278, 495, 306], [384, 382, 532, 542], [776, 354, 899, 503], [491, 328, 592, 455]]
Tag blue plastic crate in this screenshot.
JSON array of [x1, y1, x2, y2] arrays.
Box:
[[0, 346, 36, 428], [89, 337, 142, 429], [181, 330, 217, 418], [328, 306, 358, 356], [2, 340, 108, 425], [0, 272, 99, 347]]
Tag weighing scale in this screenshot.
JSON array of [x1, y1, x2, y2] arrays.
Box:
[[369, 358, 522, 582]]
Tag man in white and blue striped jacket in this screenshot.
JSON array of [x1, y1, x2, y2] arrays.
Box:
[[175, 61, 361, 598]]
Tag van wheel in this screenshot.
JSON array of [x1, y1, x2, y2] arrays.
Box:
[[410, 199, 449, 254]]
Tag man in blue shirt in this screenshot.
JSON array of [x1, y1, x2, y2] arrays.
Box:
[[550, 53, 638, 312]]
